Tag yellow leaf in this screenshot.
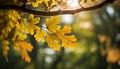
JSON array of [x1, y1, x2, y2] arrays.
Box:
[[14, 41, 33, 62], [43, 0, 50, 7], [28, 14, 40, 24], [46, 16, 60, 33], [13, 44, 20, 51], [56, 25, 77, 49], [1, 40, 9, 62], [9, 10, 20, 29], [50, 0, 57, 7], [32, 1, 42, 7], [16, 41, 33, 52], [26, 24, 35, 35], [58, 25, 71, 34], [21, 49, 31, 63], [27, 0, 42, 7], [18, 18, 26, 32], [28, 0, 57, 8], [46, 34, 60, 50], [34, 27, 46, 42], [13, 31, 27, 41], [32, 2, 39, 7], [26, 14, 40, 35], [107, 47, 120, 63]]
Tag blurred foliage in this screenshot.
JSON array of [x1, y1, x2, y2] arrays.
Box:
[[0, 0, 120, 69]]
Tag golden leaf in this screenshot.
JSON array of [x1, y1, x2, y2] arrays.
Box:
[[16, 41, 33, 52], [50, 0, 57, 7], [12, 31, 27, 41], [43, 0, 50, 7], [46, 16, 60, 33], [27, 0, 42, 7], [34, 27, 46, 42], [21, 49, 31, 63], [46, 34, 60, 50], [26, 14, 40, 35], [32, 1, 42, 7], [56, 25, 77, 49], [107, 47, 120, 63], [1, 40, 9, 62], [14, 41, 33, 62], [18, 18, 26, 32]]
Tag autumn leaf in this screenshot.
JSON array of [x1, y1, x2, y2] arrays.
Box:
[[14, 41, 33, 62], [18, 18, 26, 32], [46, 17, 77, 50], [9, 10, 20, 29], [46, 34, 60, 50], [46, 16, 60, 33], [34, 27, 46, 42], [26, 14, 40, 35], [43, 0, 50, 7], [20, 49, 31, 63], [56, 25, 77, 49], [12, 31, 27, 41], [32, 1, 42, 7], [27, 0, 42, 7], [107, 47, 120, 63], [1, 40, 9, 62], [50, 0, 57, 7], [16, 41, 33, 52], [28, 0, 57, 8], [28, 0, 51, 7]]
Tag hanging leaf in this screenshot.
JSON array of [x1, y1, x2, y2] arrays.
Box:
[[34, 27, 46, 42], [46, 16, 60, 33], [56, 25, 77, 49], [14, 41, 33, 62], [46, 34, 60, 50], [2, 40, 9, 62], [26, 14, 40, 35]]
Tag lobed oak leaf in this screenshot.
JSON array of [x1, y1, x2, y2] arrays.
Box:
[[34, 27, 46, 42], [9, 10, 20, 29], [28, 14, 40, 24], [16, 41, 33, 52], [14, 41, 33, 62], [13, 31, 27, 41], [18, 18, 26, 32], [46, 16, 60, 33], [21, 49, 31, 63], [46, 34, 60, 50], [56, 25, 77, 49], [26, 14, 40, 35], [57, 25, 71, 34]]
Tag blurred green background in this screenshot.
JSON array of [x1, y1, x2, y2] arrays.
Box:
[[0, 3, 120, 69]]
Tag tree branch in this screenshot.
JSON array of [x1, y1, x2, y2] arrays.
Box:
[[0, 0, 114, 16]]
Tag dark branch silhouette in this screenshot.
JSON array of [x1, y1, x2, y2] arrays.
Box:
[[0, 0, 114, 16]]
